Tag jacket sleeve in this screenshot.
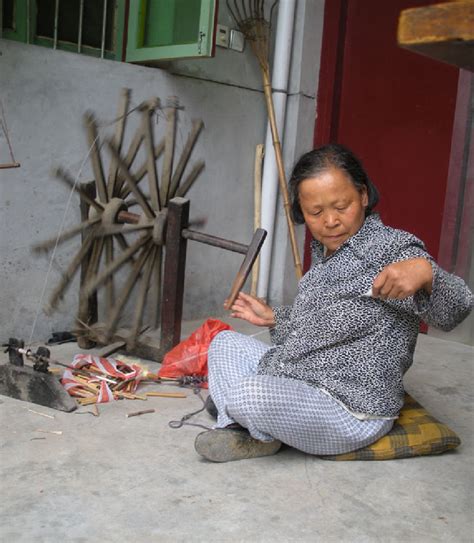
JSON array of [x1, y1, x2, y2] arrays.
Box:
[[382, 232, 473, 331], [269, 305, 293, 344], [413, 262, 474, 331]]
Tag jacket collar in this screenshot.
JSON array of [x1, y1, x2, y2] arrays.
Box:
[[310, 213, 382, 262]]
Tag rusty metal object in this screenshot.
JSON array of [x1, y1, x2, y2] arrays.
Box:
[[0, 340, 77, 412]]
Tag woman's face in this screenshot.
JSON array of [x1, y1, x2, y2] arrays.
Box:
[[298, 167, 368, 255]]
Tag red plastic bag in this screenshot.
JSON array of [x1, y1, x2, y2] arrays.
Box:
[[158, 318, 233, 386]]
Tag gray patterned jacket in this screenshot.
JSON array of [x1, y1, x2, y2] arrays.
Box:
[[257, 214, 473, 417]]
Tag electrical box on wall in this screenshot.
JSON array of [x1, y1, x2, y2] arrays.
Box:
[[229, 29, 245, 52], [216, 24, 230, 48], [216, 24, 244, 52]]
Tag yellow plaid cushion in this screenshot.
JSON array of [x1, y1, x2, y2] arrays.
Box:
[[321, 394, 461, 461]]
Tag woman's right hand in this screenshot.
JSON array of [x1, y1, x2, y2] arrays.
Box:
[[227, 292, 276, 328]]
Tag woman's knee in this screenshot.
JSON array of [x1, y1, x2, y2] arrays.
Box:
[[339, 418, 393, 451], [226, 376, 275, 421], [208, 330, 237, 355], [207, 330, 236, 369]]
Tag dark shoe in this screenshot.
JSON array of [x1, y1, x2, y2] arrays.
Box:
[[204, 396, 218, 420], [195, 428, 281, 462]]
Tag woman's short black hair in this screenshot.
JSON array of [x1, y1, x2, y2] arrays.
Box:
[[289, 144, 379, 224]]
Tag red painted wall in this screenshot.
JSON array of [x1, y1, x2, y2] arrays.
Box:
[[307, 0, 459, 269]]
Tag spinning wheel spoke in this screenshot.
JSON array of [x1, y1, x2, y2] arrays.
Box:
[[160, 101, 177, 206], [83, 234, 148, 296], [115, 232, 131, 251], [104, 242, 152, 340], [104, 237, 115, 314], [119, 139, 165, 200], [141, 105, 161, 211], [150, 246, 163, 329], [54, 167, 104, 213], [129, 245, 157, 348], [32, 217, 101, 253], [84, 112, 108, 204], [169, 120, 204, 199], [107, 88, 131, 199], [95, 223, 152, 237], [47, 229, 97, 311], [106, 139, 156, 220], [175, 161, 205, 198], [114, 126, 144, 196], [84, 237, 105, 287]]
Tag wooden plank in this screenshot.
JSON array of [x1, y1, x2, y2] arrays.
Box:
[[77, 181, 98, 349], [398, 1, 474, 71], [160, 198, 189, 354]]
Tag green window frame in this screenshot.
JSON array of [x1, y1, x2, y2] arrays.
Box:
[[126, 0, 217, 63], [1, 0, 126, 60], [1, 0, 218, 63], [2, 0, 28, 42]]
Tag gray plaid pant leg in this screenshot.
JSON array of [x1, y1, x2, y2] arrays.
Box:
[[207, 330, 271, 428], [226, 375, 394, 455], [208, 331, 393, 455]]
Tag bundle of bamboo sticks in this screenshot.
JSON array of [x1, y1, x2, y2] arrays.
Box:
[[63, 363, 186, 406]]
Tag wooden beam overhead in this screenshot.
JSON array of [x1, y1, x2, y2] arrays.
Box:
[[398, 1, 474, 71]]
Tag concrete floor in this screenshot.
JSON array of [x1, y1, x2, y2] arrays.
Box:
[[0, 318, 473, 543]]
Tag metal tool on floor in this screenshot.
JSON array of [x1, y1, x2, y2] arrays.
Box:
[[0, 338, 77, 412]]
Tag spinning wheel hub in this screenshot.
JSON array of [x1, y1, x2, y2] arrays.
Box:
[[99, 198, 128, 225], [152, 210, 168, 246]]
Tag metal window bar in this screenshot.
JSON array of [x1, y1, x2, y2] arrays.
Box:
[[100, 0, 108, 59], [53, 0, 59, 50], [78, 0, 84, 53], [26, 0, 30, 43]]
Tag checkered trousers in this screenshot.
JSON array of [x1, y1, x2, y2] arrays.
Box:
[[208, 331, 394, 456]]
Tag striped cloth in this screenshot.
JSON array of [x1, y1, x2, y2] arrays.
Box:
[[61, 354, 143, 403], [321, 394, 461, 461]]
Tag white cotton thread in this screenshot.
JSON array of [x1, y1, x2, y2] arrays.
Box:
[[27, 133, 101, 347]]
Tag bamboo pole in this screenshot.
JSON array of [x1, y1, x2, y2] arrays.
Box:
[[261, 67, 302, 279], [228, 5, 303, 280], [251, 144, 264, 296]]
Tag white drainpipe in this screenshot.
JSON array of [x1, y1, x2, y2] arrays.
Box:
[[257, 0, 297, 300]]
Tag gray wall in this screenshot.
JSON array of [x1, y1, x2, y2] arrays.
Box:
[[0, 1, 324, 342]]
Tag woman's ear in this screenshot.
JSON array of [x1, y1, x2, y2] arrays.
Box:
[[361, 187, 369, 207]]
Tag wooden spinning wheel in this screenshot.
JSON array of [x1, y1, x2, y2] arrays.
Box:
[[34, 89, 205, 353], [34, 88, 266, 360]]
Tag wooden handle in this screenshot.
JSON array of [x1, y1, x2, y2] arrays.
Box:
[[224, 228, 267, 310]]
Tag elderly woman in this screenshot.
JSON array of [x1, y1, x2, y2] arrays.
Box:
[[194, 144, 473, 462]]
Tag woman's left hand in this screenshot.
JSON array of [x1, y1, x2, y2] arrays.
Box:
[[372, 258, 433, 299]]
